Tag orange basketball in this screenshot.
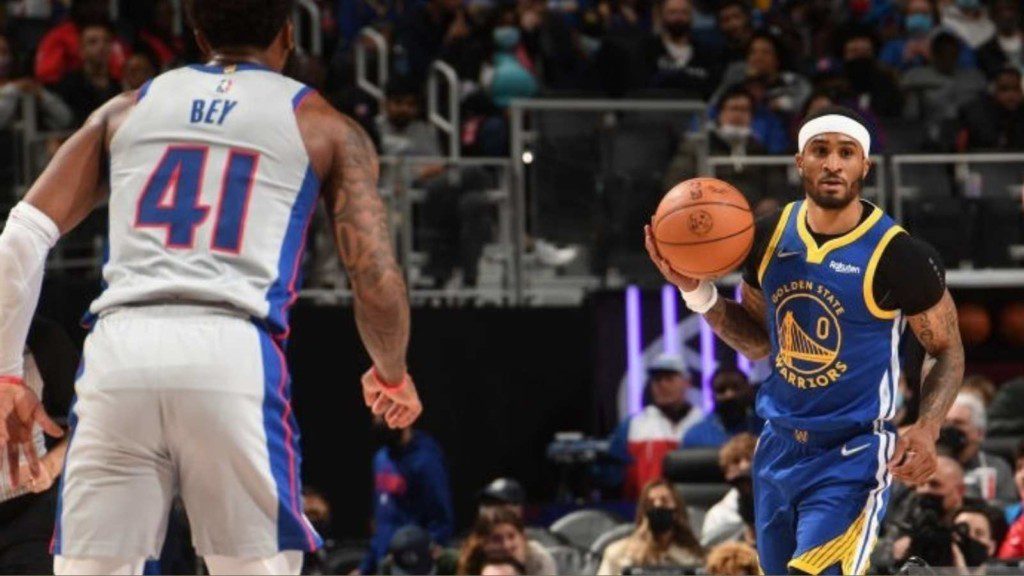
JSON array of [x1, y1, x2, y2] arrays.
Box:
[[957, 303, 992, 347], [999, 302, 1024, 347], [652, 177, 754, 279]]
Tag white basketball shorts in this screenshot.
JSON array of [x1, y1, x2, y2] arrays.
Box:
[[52, 305, 322, 559]]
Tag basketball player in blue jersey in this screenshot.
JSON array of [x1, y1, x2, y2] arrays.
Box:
[[0, 0, 420, 574], [646, 106, 965, 575]]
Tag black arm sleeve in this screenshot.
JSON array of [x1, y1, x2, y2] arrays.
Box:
[[873, 234, 946, 315], [26, 316, 79, 420], [741, 209, 784, 289]]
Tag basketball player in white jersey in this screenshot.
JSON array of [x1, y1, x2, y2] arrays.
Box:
[[0, 0, 421, 573]]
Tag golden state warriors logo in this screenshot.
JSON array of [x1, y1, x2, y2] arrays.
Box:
[[771, 280, 848, 389]]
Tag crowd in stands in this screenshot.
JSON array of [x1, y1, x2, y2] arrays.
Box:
[[300, 352, 1023, 575]]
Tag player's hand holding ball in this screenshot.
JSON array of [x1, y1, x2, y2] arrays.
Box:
[[646, 178, 754, 310], [361, 368, 423, 429]]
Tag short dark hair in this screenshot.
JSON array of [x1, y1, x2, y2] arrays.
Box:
[[838, 25, 879, 56], [800, 104, 868, 131], [385, 75, 422, 100], [956, 503, 1009, 547], [185, 0, 294, 50], [717, 0, 752, 17], [718, 85, 755, 110], [749, 30, 789, 70]]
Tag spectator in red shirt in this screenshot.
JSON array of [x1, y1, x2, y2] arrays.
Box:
[[34, 0, 125, 85], [997, 441, 1024, 559], [136, 0, 183, 69], [55, 21, 120, 126]]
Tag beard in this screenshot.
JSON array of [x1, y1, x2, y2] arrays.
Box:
[[804, 174, 863, 210]]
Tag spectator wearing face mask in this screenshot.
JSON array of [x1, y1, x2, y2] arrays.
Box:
[[701, 433, 757, 548], [941, 0, 996, 50], [598, 479, 704, 575], [640, 0, 717, 96], [715, 0, 756, 67], [682, 367, 762, 449], [942, 392, 1018, 505], [663, 86, 789, 208], [952, 504, 1009, 571], [608, 354, 703, 501], [357, 420, 455, 575], [457, 508, 556, 576], [880, 0, 978, 71], [957, 66, 1024, 150], [837, 26, 904, 118], [975, 0, 1023, 78], [997, 441, 1024, 558]]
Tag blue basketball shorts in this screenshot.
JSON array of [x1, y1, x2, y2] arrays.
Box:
[[753, 420, 896, 575]]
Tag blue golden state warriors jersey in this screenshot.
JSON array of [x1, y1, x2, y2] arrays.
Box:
[[757, 200, 906, 432]]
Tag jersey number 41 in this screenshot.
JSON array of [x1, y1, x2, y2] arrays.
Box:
[[134, 145, 259, 254]]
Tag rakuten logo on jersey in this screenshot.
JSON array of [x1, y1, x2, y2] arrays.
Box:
[[829, 260, 862, 275]]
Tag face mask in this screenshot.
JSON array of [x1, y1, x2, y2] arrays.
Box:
[[646, 506, 675, 535], [657, 402, 690, 423], [845, 57, 875, 85], [664, 21, 692, 39], [958, 531, 991, 566], [956, 0, 981, 11], [716, 124, 752, 144], [494, 26, 521, 51], [715, 398, 748, 428], [906, 13, 934, 36]]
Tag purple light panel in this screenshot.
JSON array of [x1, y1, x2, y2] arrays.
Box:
[[626, 285, 644, 415], [735, 284, 751, 377], [662, 284, 679, 355]]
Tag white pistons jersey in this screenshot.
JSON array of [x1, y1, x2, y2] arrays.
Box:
[[89, 63, 319, 336]]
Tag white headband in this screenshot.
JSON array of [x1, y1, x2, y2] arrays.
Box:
[[797, 114, 871, 155]]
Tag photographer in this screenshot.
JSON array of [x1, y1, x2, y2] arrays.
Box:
[[949, 504, 1008, 573], [944, 393, 1017, 505], [877, 456, 1007, 572]]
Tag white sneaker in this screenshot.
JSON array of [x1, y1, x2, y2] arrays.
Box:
[[534, 239, 578, 267]]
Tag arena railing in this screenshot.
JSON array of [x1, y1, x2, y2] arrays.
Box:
[[293, 0, 324, 57], [301, 155, 519, 305], [355, 27, 388, 109], [890, 152, 1024, 222], [427, 61, 461, 160], [508, 98, 711, 303]]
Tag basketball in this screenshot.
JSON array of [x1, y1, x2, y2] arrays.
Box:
[[957, 303, 992, 346], [999, 302, 1024, 347], [652, 177, 755, 279]]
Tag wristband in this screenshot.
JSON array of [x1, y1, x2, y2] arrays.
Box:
[[679, 281, 718, 314], [0, 376, 24, 386], [372, 367, 407, 391]]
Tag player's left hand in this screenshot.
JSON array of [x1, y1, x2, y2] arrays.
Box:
[[888, 421, 940, 485], [0, 377, 63, 488], [361, 368, 422, 429]]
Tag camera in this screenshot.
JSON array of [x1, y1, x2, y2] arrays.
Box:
[[905, 494, 955, 567]]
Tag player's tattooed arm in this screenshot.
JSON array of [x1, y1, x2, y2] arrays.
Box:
[[890, 290, 964, 484], [908, 290, 964, 429], [329, 115, 410, 383], [703, 282, 771, 360]]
